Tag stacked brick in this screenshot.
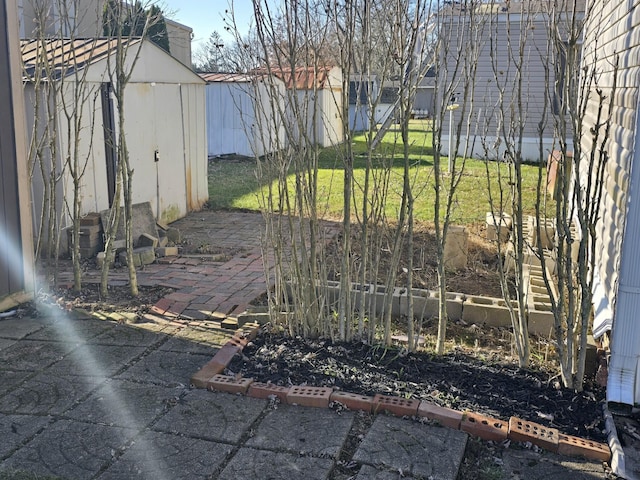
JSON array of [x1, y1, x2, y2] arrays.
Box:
[[67, 212, 103, 258]]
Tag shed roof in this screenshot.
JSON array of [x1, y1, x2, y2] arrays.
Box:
[[200, 72, 257, 83], [268, 66, 335, 90], [21, 37, 141, 81]]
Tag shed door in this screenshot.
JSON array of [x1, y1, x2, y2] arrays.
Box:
[[0, 1, 25, 299]]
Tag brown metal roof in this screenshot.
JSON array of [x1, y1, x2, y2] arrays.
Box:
[[21, 37, 142, 81], [258, 66, 335, 90], [199, 72, 257, 83]]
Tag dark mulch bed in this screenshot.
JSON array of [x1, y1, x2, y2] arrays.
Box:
[[227, 331, 607, 443]]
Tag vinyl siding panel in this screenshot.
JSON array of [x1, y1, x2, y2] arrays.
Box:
[[583, 0, 640, 405], [441, 8, 581, 161]]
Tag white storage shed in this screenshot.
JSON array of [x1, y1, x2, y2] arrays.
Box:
[[21, 37, 208, 231], [202, 72, 287, 158]]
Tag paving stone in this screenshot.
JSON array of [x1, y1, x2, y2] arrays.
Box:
[[47, 345, 147, 377], [0, 413, 50, 457], [0, 341, 78, 372], [0, 317, 48, 339], [89, 323, 169, 347], [353, 415, 468, 480], [355, 464, 419, 479], [0, 374, 105, 415], [217, 447, 334, 480], [119, 350, 214, 387], [66, 378, 180, 428], [153, 390, 265, 443], [162, 326, 231, 352], [0, 338, 17, 351], [0, 419, 136, 479], [99, 430, 233, 479], [501, 448, 608, 479], [25, 318, 114, 342], [246, 404, 354, 458], [0, 370, 31, 393]]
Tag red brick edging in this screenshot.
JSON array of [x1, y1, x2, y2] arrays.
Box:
[[190, 326, 611, 464]]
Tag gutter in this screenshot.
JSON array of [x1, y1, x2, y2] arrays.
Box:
[[604, 403, 636, 479]]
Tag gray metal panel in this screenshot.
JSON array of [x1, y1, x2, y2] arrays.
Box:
[[0, 0, 25, 299]]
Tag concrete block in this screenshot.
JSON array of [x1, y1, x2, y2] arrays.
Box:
[[221, 318, 239, 330], [166, 227, 181, 243], [96, 251, 114, 269], [443, 225, 468, 270], [486, 212, 512, 242], [156, 246, 178, 257], [462, 295, 515, 327], [138, 233, 159, 248], [158, 235, 169, 247], [79, 212, 101, 226], [528, 308, 555, 337]]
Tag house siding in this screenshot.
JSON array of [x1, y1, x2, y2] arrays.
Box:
[[441, 6, 582, 161], [582, 0, 640, 405]]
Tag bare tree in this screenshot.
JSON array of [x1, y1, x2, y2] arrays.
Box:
[[99, 0, 164, 298]]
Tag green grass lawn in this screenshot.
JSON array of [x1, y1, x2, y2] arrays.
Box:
[[208, 121, 552, 225]]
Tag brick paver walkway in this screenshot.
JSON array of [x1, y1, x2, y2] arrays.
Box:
[[56, 210, 340, 319]]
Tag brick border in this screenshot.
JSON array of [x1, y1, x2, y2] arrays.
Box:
[[190, 326, 611, 464]]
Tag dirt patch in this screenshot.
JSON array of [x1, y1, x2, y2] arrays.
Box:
[[45, 283, 173, 318], [323, 223, 507, 298], [228, 328, 606, 443]]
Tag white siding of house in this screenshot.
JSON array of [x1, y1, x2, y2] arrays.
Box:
[[441, 7, 580, 161], [582, 0, 640, 406]]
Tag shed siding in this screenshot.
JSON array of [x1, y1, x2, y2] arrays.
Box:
[[1, 0, 33, 305], [583, 0, 640, 405]]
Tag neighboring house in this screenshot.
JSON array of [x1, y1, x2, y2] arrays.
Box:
[[271, 66, 345, 148], [1, 0, 34, 310], [375, 82, 399, 125], [21, 37, 207, 235], [18, 0, 192, 67], [202, 72, 286, 158], [439, 1, 585, 161], [581, 0, 640, 407], [348, 75, 377, 131], [413, 66, 436, 118], [165, 18, 192, 67]]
